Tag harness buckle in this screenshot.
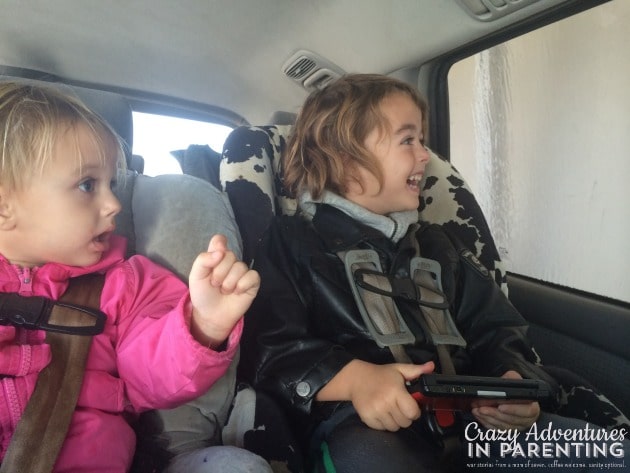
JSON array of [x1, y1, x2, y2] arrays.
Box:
[[0, 293, 105, 335]]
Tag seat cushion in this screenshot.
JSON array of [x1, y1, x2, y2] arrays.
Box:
[[115, 172, 242, 280]]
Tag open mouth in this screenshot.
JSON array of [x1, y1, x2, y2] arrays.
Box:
[[406, 173, 423, 191], [92, 229, 114, 249], [94, 232, 109, 243]]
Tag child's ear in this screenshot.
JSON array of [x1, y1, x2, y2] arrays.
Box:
[[0, 188, 17, 230], [343, 170, 366, 198]]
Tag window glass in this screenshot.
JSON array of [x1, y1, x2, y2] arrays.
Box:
[[448, 1, 630, 303], [132, 111, 233, 176]]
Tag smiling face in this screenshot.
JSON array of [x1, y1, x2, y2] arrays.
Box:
[[343, 92, 430, 215], [0, 122, 121, 268]]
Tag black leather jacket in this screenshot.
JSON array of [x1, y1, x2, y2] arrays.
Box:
[[241, 204, 557, 432]]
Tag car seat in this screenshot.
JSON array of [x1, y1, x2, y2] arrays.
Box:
[[219, 124, 630, 470], [0, 77, 248, 472], [220, 125, 508, 293], [218, 124, 510, 472], [75, 87, 249, 473], [70, 83, 306, 473], [171, 144, 223, 190]]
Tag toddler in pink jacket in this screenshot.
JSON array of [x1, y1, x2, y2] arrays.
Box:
[[0, 81, 266, 472]]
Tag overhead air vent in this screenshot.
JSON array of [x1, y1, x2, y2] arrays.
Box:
[[456, 0, 542, 21], [284, 57, 317, 80], [283, 50, 345, 91]]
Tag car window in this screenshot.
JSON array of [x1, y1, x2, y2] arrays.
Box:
[[132, 111, 233, 176], [448, 0, 629, 303]]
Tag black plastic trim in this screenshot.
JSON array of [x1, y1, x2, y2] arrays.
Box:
[[0, 65, 248, 128], [508, 273, 630, 361]]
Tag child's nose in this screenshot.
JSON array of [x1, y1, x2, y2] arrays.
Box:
[[103, 191, 122, 217], [417, 144, 431, 164]]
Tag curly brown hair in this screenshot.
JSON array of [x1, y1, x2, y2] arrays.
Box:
[[282, 73, 428, 199]]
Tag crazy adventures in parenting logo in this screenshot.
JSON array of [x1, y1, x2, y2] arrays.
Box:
[[465, 421, 627, 469]]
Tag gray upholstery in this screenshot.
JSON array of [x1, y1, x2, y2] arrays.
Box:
[[88, 94, 245, 468], [115, 172, 242, 278], [114, 171, 244, 469], [69, 85, 134, 166]]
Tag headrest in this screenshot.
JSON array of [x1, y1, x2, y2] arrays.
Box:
[[69, 85, 133, 164], [267, 111, 297, 125], [0, 76, 134, 166], [220, 124, 508, 293]]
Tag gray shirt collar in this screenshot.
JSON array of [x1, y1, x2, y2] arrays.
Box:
[[298, 190, 418, 243]]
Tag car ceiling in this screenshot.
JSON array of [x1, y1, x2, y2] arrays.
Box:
[[1, 0, 570, 125]]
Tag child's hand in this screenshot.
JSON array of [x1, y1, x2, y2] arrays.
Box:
[[318, 359, 435, 431], [188, 234, 260, 349], [352, 361, 435, 431], [471, 370, 541, 431]]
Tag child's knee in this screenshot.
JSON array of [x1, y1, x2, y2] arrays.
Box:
[[165, 445, 273, 473], [319, 416, 441, 473]]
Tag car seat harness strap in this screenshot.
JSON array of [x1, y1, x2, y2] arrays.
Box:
[[0, 274, 105, 473], [341, 248, 415, 363], [338, 230, 466, 462], [339, 250, 466, 367]]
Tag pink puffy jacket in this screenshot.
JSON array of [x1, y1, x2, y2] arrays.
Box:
[[0, 235, 242, 472]]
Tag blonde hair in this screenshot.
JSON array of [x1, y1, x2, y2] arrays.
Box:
[[0, 81, 126, 191], [283, 73, 428, 199]]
